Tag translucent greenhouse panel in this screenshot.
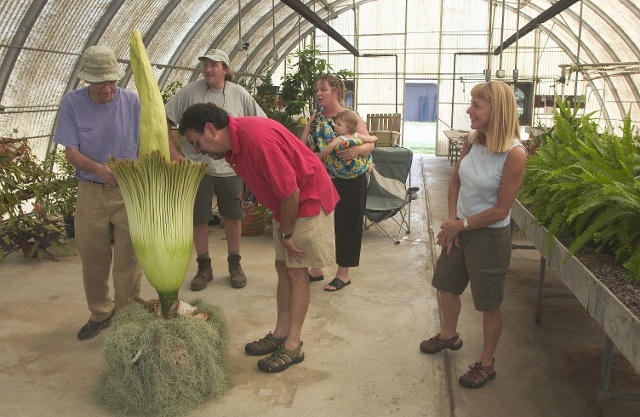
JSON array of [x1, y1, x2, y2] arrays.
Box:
[[147, 1, 232, 89], [100, 2, 159, 57], [1, 109, 59, 161], [2, 1, 109, 146], [358, 0, 406, 37], [163, 69, 195, 91], [1, 50, 73, 145], [0, 1, 30, 45]]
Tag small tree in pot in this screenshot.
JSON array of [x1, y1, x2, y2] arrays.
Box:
[[279, 44, 353, 119]]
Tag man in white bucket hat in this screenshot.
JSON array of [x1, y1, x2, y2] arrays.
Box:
[[165, 49, 265, 291], [54, 45, 142, 340]]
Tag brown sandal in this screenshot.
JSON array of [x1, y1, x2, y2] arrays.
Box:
[[459, 360, 496, 388], [245, 332, 286, 356], [419, 333, 463, 354], [257, 342, 305, 373]]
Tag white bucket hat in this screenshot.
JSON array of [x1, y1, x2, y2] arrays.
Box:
[[198, 49, 230, 66], [77, 46, 125, 83]]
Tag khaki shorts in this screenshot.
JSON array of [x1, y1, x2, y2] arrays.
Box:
[[193, 175, 244, 224], [273, 208, 335, 269], [431, 225, 512, 311]]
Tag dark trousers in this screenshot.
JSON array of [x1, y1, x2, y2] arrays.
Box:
[[333, 174, 368, 267]]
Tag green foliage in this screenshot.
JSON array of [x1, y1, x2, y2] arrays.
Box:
[[238, 73, 298, 130], [279, 45, 354, 117], [519, 104, 640, 281], [44, 148, 77, 218], [160, 80, 183, 104], [255, 76, 297, 129], [0, 139, 74, 261]]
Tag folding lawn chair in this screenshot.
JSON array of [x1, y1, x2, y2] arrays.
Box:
[[364, 146, 420, 244]]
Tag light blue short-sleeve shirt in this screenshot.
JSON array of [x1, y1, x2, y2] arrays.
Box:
[[54, 87, 140, 183]]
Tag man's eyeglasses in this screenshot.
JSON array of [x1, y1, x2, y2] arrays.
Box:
[[191, 136, 200, 149]]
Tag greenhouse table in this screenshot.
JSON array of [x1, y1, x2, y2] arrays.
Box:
[[511, 200, 640, 416]]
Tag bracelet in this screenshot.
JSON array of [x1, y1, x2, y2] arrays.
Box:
[[463, 218, 470, 230]]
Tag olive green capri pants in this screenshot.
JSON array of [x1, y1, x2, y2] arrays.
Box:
[[431, 225, 512, 311]]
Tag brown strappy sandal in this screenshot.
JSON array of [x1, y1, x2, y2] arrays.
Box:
[[419, 333, 463, 354], [244, 332, 286, 356], [257, 342, 305, 373], [459, 359, 496, 388]]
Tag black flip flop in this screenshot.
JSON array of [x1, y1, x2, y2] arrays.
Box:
[[324, 277, 351, 291], [308, 274, 324, 282]]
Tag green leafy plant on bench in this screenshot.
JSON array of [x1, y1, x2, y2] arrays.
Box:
[[518, 97, 640, 281]]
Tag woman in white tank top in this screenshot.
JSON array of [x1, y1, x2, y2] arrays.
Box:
[[419, 81, 527, 389]]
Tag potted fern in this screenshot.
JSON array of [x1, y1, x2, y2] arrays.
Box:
[[514, 97, 640, 375], [518, 98, 640, 281]]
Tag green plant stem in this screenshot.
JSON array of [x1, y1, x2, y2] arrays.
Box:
[[158, 289, 179, 318]]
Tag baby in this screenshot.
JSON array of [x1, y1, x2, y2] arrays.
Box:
[[318, 109, 377, 164]]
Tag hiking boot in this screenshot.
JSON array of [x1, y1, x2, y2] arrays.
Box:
[[77, 309, 114, 340], [191, 256, 213, 291], [228, 253, 247, 288]]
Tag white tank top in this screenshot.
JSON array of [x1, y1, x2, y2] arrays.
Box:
[[456, 135, 523, 228]]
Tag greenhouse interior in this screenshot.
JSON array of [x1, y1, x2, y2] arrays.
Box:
[[1, 1, 640, 416]]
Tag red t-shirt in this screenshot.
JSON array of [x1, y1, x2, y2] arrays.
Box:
[[225, 116, 339, 221]]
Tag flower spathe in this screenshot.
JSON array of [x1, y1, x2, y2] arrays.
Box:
[[109, 153, 205, 299]]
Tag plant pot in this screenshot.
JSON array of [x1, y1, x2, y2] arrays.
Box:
[[22, 242, 37, 258], [64, 216, 75, 239], [241, 212, 266, 236], [290, 125, 306, 140]]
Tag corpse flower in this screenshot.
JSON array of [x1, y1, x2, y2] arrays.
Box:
[[108, 30, 206, 317]]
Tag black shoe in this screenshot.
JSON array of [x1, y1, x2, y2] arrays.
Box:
[[77, 310, 114, 340]]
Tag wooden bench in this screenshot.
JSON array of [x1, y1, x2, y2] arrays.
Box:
[[366, 113, 401, 147]]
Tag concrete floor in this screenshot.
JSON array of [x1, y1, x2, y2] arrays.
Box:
[[1, 155, 639, 417]]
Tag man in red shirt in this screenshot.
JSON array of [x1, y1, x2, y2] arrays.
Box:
[[179, 103, 339, 373]]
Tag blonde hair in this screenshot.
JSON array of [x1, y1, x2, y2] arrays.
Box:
[[315, 74, 346, 106], [469, 81, 520, 153], [335, 109, 359, 134]]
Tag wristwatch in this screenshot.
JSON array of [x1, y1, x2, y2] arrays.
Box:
[[278, 229, 293, 240], [462, 218, 470, 230]]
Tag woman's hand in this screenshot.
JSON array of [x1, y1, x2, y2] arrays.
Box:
[[337, 140, 374, 160], [437, 219, 463, 254], [335, 146, 358, 161]]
